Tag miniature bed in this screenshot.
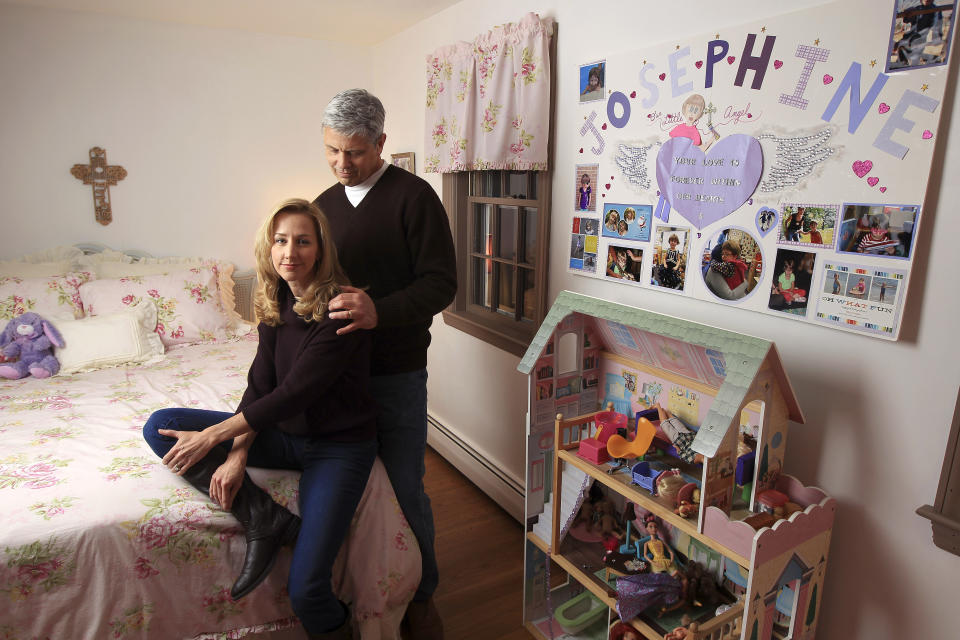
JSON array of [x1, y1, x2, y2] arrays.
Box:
[[0, 246, 420, 639]]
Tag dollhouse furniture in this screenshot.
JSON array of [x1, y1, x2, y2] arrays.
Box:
[[520, 291, 836, 640]]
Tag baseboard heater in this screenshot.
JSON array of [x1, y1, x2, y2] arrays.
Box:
[[426, 414, 524, 523]]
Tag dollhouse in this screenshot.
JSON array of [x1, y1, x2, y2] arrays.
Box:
[[520, 291, 836, 640]]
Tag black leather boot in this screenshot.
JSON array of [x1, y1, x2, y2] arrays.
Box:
[[180, 445, 301, 600]]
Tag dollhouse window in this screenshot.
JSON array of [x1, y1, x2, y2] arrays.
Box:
[[557, 332, 578, 375]]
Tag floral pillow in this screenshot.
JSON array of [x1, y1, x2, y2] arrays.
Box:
[[78, 267, 235, 347], [0, 272, 93, 322]]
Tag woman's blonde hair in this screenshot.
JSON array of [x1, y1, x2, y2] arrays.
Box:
[[253, 198, 349, 326]]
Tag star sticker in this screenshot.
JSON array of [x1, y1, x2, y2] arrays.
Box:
[[922, 83, 929, 92], [870, 59, 877, 67], [643, 59, 647, 65], [815, 38, 820, 45], [716, 33, 720, 39], [676, 44, 680, 50], [761, 26, 766, 33]]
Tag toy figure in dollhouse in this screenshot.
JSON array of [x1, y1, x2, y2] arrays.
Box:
[[608, 621, 643, 640], [669, 94, 719, 151]]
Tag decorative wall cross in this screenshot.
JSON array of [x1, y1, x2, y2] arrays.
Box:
[[70, 147, 127, 226]]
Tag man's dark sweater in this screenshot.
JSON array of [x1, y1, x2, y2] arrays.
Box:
[[314, 165, 457, 375], [237, 287, 377, 442]]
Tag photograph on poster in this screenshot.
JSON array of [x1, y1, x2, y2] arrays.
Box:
[[650, 225, 691, 291], [579, 60, 605, 103], [701, 227, 763, 301], [756, 207, 779, 235], [575, 164, 598, 211], [605, 244, 643, 283], [815, 262, 906, 336], [778, 204, 838, 247], [887, 0, 956, 72], [580, 217, 599, 236], [569, 230, 598, 273], [601, 203, 651, 240], [836, 203, 918, 258], [768, 248, 816, 315]]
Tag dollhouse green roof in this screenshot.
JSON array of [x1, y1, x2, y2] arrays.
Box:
[[518, 291, 804, 458]]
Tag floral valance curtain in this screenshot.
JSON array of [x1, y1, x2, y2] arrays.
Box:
[[424, 13, 554, 173]]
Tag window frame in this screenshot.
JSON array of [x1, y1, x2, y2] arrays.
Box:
[[442, 170, 552, 357]]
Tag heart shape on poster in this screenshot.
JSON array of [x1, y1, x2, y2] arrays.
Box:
[[878, 102, 890, 114], [879, 186, 887, 193], [605, 183, 611, 190], [602, 123, 607, 130], [695, 60, 704, 69], [659, 73, 666, 81], [922, 129, 933, 139], [630, 90, 637, 98], [823, 74, 834, 84], [774, 59, 783, 69], [852, 160, 873, 178], [655, 134, 763, 230], [579, 148, 584, 153], [867, 176, 879, 187], [727, 56, 736, 64], [756, 207, 778, 237]]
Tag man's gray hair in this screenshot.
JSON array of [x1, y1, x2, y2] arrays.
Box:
[[322, 89, 385, 144]]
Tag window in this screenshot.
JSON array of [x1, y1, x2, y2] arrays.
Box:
[[442, 169, 552, 356]]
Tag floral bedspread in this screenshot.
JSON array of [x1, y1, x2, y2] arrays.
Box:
[[0, 335, 420, 640]]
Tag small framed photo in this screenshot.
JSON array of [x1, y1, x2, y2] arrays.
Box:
[[390, 152, 416, 173], [886, 0, 957, 73]]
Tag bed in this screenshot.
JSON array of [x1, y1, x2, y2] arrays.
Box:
[[0, 245, 420, 639]]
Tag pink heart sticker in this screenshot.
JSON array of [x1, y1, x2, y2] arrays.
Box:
[[823, 74, 834, 84], [727, 56, 736, 64], [659, 73, 666, 81], [879, 186, 887, 193], [605, 183, 611, 190], [923, 130, 933, 139], [610, 176, 614, 180], [601, 123, 607, 130], [630, 90, 637, 98], [852, 160, 873, 178], [579, 148, 583, 153], [774, 60, 783, 69], [695, 60, 704, 69], [878, 102, 890, 114], [867, 176, 879, 187], [747, 113, 752, 119]]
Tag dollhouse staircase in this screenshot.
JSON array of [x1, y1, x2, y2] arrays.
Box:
[[532, 464, 592, 545]]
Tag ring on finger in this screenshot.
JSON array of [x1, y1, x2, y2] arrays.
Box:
[[348, 309, 353, 319], [173, 464, 182, 472]]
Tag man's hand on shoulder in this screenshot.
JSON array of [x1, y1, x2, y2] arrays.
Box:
[[329, 286, 378, 335]]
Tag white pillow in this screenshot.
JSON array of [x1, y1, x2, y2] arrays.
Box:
[[79, 267, 235, 347], [0, 246, 85, 277], [54, 300, 164, 373]]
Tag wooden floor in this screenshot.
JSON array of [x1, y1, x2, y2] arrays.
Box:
[[423, 446, 534, 640]]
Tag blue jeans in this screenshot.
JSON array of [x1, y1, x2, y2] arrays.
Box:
[[369, 369, 437, 601], [142, 408, 376, 633]]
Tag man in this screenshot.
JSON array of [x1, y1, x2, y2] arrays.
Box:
[[313, 88, 456, 640]]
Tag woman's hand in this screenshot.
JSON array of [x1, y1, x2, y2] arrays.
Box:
[[159, 429, 217, 476], [210, 456, 246, 510]]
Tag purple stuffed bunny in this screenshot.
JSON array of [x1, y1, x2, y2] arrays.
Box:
[[0, 312, 65, 379]]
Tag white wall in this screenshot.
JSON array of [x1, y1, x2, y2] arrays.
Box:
[[0, 3, 370, 267], [371, 1, 960, 638]]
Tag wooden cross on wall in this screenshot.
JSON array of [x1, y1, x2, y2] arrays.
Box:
[[70, 147, 127, 226]]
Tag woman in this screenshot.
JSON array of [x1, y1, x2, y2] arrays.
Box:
[[142, 199, 377, 639]]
